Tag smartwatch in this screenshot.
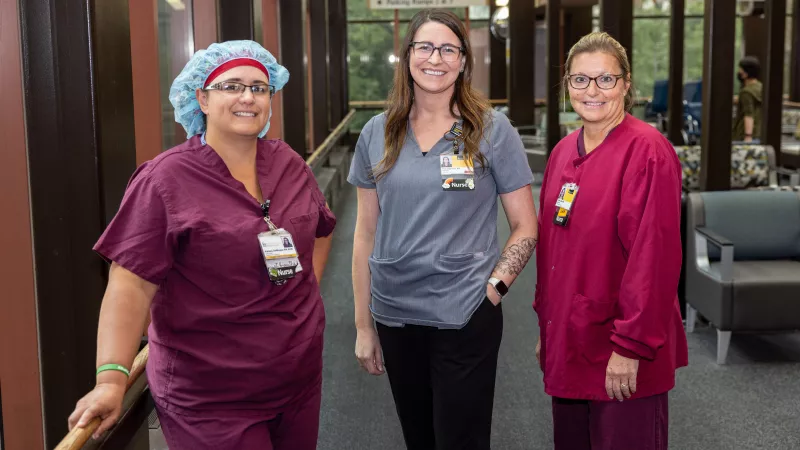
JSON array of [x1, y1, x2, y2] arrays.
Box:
[[488, 277, 509, 299]]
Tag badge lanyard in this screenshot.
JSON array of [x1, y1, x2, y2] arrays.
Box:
[[257, 199, 303, 285], [440, 121, 476, 191]]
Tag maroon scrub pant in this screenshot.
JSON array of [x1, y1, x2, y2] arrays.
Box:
[[155, 376, 322, 450], [551, 392, 669, 450]]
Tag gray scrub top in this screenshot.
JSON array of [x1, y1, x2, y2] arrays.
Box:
[[347, 110, 533, 329]]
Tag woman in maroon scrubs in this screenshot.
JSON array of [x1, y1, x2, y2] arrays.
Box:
[[534, 32, 688, 450], [67, 41, 335, 450]]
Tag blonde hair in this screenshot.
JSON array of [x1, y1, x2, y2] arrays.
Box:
[[376, 9, 490, 180], [562, 32, 634, 111]]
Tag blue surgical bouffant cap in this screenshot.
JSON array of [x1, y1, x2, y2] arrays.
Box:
[[169, 40, 289, 139]]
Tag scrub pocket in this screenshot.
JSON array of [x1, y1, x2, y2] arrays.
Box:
[[568, 293, 617, 364]]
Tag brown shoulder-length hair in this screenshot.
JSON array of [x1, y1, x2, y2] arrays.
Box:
[[562, 32, 634, 111], [375, 9, 490, 180]]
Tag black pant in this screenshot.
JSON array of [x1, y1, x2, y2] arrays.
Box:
[[376, 298, 503, 450]]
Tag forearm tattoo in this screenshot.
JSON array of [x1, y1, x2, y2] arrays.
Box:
[[494, 237, 538, 276]]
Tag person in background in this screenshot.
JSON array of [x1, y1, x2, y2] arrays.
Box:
[[67, 40, 335, 450], [732, 56, 763, 143], [534, 32, 688, 450], [349, 9, 538, 450]]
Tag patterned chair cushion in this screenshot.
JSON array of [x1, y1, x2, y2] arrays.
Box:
[[675, 145, 771, 191], [782, 109, 800, 136]]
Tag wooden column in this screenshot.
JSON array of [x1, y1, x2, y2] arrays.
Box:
[[262, 0, 285, 139], [194, 0, 219, 50], [667, 0, 685, 145], [279, 0, 308, 154], [508, 0, 536, 127], [700, 0, 736, 191], [0, 0, 44, 448], [790, 0, 800, 102], [563, 6, 593, 52], [328, 0, 349, 125], [130, 0, 164, 165], [309, 0, 329, 147], [762, 0, 787, 164], [489, 2, 508, 101], [546, 0, 562, 153], [742, 16, 768, 70], [600, 0, 633, 72], [18, 0, 136, 445], [219, 0, 255, 40]]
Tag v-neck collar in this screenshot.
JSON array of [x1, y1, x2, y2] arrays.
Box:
[[407, 119, 462, 157], [573, 114, 630, 166], [197, 136, 277, 207]]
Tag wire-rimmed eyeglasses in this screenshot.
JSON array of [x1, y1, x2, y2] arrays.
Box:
[[567, 73, 625, 90], [205, 82, 275, 96], [410, 41, 464, 63]]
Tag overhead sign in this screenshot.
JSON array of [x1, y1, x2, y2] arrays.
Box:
[[369, 0, 487, 9]]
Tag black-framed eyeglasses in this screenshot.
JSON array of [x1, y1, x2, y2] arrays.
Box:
[[410, 41, 465, 63], [567, 73, 625, 90], [205, 82, 275, 96]]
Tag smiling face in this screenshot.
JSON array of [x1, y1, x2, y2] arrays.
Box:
[[567, 51, 629, 125], [196, 65, 271, 139], [408, 21, 464, 97]]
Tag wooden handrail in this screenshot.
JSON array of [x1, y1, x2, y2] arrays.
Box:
[[54, 345, 150, 450], [306, 109, 356, 168]]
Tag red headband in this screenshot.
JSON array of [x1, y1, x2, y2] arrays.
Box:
[[203, 58, 270, 88]]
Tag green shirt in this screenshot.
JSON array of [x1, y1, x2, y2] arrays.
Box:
[[732, 80, 763, 141]]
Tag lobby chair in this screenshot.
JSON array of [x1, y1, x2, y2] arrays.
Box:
[[684, 190, 800, 364]]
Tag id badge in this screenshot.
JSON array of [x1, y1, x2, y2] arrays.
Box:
[[553, 183, 579, 227], [257, 229, 303, 284], [440, 154, 475, 191]]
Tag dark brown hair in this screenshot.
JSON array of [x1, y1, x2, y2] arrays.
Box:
[[376, 9, 490, 180], [562, 32, 634, 111]]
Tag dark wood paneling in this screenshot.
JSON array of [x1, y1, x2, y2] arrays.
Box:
[[19, 0, 112, 445], [93, 0, 137, 222], [309, 0, 329, 147], [279, 0, 308, 154], [742, 16, 768, 70], [700, 0, 735, 191], [790, 0, 800, 102], [219, 0, 254, 41], [667, 0, 685, 145], [563, 6, 592, 52], [546, 0, 562, 153], [508, 0, 536, 126], [0, 0, 44, 448], [761, 0, 787, 164], [600, 0, 633, 71], [328, 0, 349, 125], [489, 2, 507, 100]]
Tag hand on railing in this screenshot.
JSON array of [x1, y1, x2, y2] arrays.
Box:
[[56, 345, 149, 450]]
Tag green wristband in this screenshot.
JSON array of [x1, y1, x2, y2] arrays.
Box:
[[96, 364, 130, 377]]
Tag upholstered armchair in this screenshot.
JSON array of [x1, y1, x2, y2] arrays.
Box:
[[684, 190, 800, 364]]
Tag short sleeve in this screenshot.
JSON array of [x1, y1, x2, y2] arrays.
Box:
[[489, 112, 534, 194], [304, 165, 337, 237], [347, 116, 378, 189], [739, 91, 756, 117], [93, 164, 178, 285]]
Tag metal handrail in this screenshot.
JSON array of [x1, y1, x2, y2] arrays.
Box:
[[54, 346, 149, 450], [306, 109, 356, 169]]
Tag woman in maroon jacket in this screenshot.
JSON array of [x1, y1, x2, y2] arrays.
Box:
[[534, 32, 688, 450]]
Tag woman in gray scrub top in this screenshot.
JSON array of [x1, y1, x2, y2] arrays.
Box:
[[348, 9, 538, 450]]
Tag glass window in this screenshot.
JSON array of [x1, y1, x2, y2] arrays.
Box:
[[348, 23, 395, 129], [634, 0, 670, 17], [158, 0, 194, 150], [347, 1, 394, 20], [632, 18, 670, 100]]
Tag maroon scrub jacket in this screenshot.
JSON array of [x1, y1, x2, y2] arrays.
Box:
[[535, 114, 688, 401], [94, 136, 336, 415]]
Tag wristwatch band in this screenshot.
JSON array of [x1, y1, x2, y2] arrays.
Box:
[[488, 277, 509, 298]]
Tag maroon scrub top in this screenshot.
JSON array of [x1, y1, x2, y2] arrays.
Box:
[[535, 114, 688, 402], [94, 136, 336, 416]]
